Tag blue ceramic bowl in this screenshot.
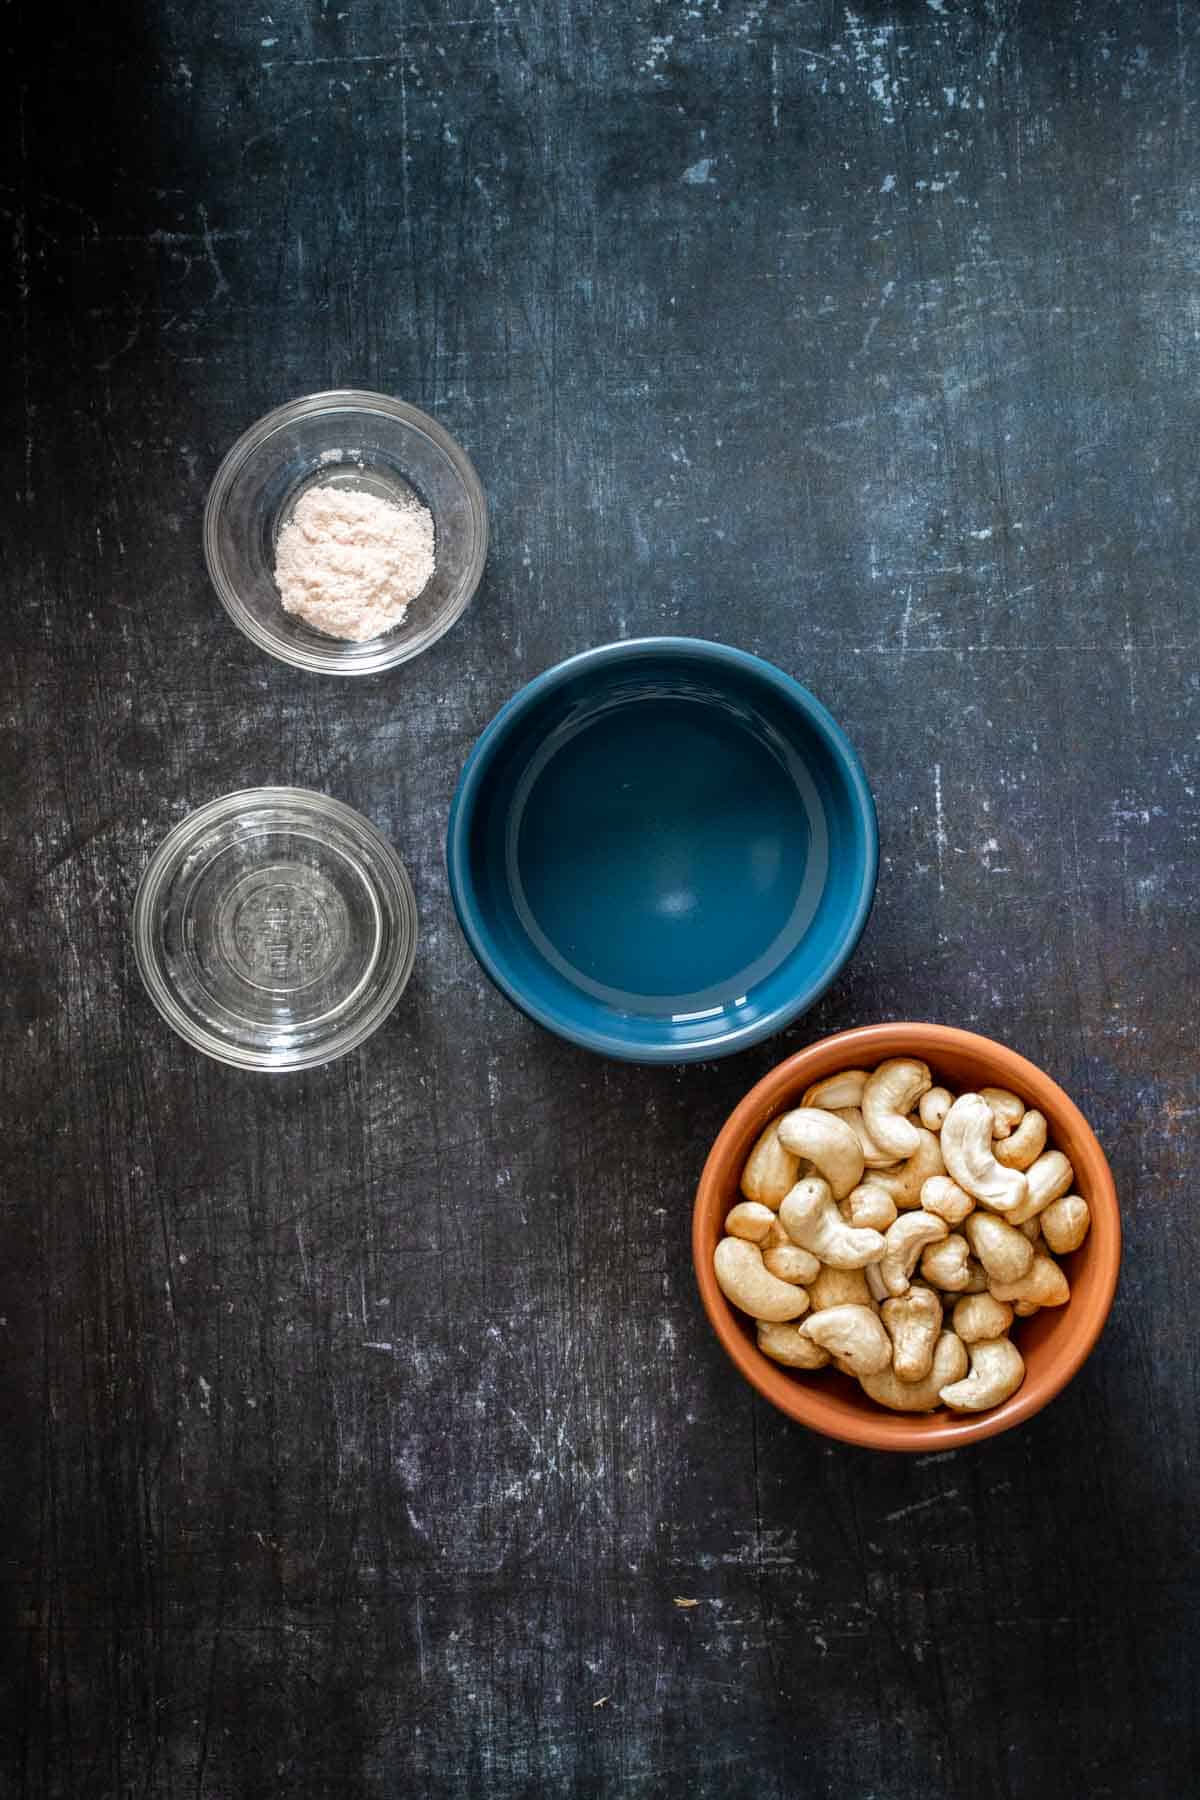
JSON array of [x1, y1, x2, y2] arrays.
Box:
[[446, 639, 878, 1063]]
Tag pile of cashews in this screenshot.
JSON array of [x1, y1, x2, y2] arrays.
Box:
[[714, 1058, 1092, 1414]]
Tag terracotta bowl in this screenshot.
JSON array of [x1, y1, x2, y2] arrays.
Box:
[[692, 1022, 1121, 1451]]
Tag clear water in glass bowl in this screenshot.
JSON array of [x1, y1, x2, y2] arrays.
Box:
[[133, 789, 418, 1069]]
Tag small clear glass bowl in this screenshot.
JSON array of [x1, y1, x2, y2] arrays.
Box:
[[133, 788, 418, 1070], [203, 390, 488, 675]]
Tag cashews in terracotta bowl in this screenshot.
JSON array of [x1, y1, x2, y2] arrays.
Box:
[[692, 1023, 1121, 1451]]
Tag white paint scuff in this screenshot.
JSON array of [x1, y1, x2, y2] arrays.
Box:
[[933, 762, 948, 893]]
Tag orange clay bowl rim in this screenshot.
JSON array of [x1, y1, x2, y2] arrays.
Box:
[[693, 1022, 1122, 1452]]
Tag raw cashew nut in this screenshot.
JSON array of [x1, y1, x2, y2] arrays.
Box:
[[964, 1211, 1035, 1285], [844, 1183, 898, 1231], [980, 1087, 1025, 1139], [776, 1109, 865, 1200], [806, 1265, 875, 1312], [941, 1094, 1028, 1214], [801, 1069, 869, 1111], [723, 1202, 776, 1243], [779, 1178, 886, 1270], [951, 1292, 1014, 1342], [1040, 1195, 1091, 1256], [800, 1305, 891, 1377], [860, 1330, 968, 1412], [882, 1286, 943, 1382], [868, 1129, 946, 1211], [919, 1232, 971, 1292], [713, 1237, 810, 1321], [920, 1174, 975, 1225], [919, 1086, 953, 1132], [757, 1320, 830, 1369], [962, 1256, 989, 1293], [994, 1109, 1048, 1171], [940, 1337, 1026, 1412], [740, 1121, 801, 1209], [763, 1216, 793, 1249], [988, 1252, 1071, 1308], [879, 1211, 948, 1297], [762, 1243, 822, 1285], [833, 1106, 900, 1170], [865, 1262, 889, 1304], [1014, 1298, 1041, 1317], [861, 1059, 933, 1160], [1008, 1150, 1074, 1226], [1019, 1217, 1042, 1243]]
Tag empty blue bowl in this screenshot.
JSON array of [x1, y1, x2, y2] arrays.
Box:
[[446, 638, 878, 1063]]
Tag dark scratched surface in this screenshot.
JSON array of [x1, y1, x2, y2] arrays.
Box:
[[2, 1, 1197, 1794]]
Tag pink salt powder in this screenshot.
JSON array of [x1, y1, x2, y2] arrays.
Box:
[[274, 484, 435, 642]]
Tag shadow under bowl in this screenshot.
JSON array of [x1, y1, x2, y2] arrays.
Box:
[[693, 1022, 1122, 1450], [446, 638, 878, 1062]]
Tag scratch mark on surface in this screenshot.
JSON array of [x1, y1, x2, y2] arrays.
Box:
[[1124, 614, 1138, 716], [883, 1489, 959, 1523], [859, 278, 896, 358], [295, 1220, 311, 1292], [241, 108, 318, 157], [933, 762, 948, 894], [198, 204, 230, 299], [95, 315, 143, 374], [261, 52, 410, 69], [898, 585, 915, 656], [851, 641, 1183, 656]]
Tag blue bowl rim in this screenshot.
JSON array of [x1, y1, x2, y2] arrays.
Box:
[[445, 636, 879, 1063]]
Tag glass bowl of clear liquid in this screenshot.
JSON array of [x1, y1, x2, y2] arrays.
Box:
[[133, 788, 418, 1070]]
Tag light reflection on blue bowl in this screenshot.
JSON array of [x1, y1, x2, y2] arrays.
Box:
[[446, 639, 878, 1063]]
